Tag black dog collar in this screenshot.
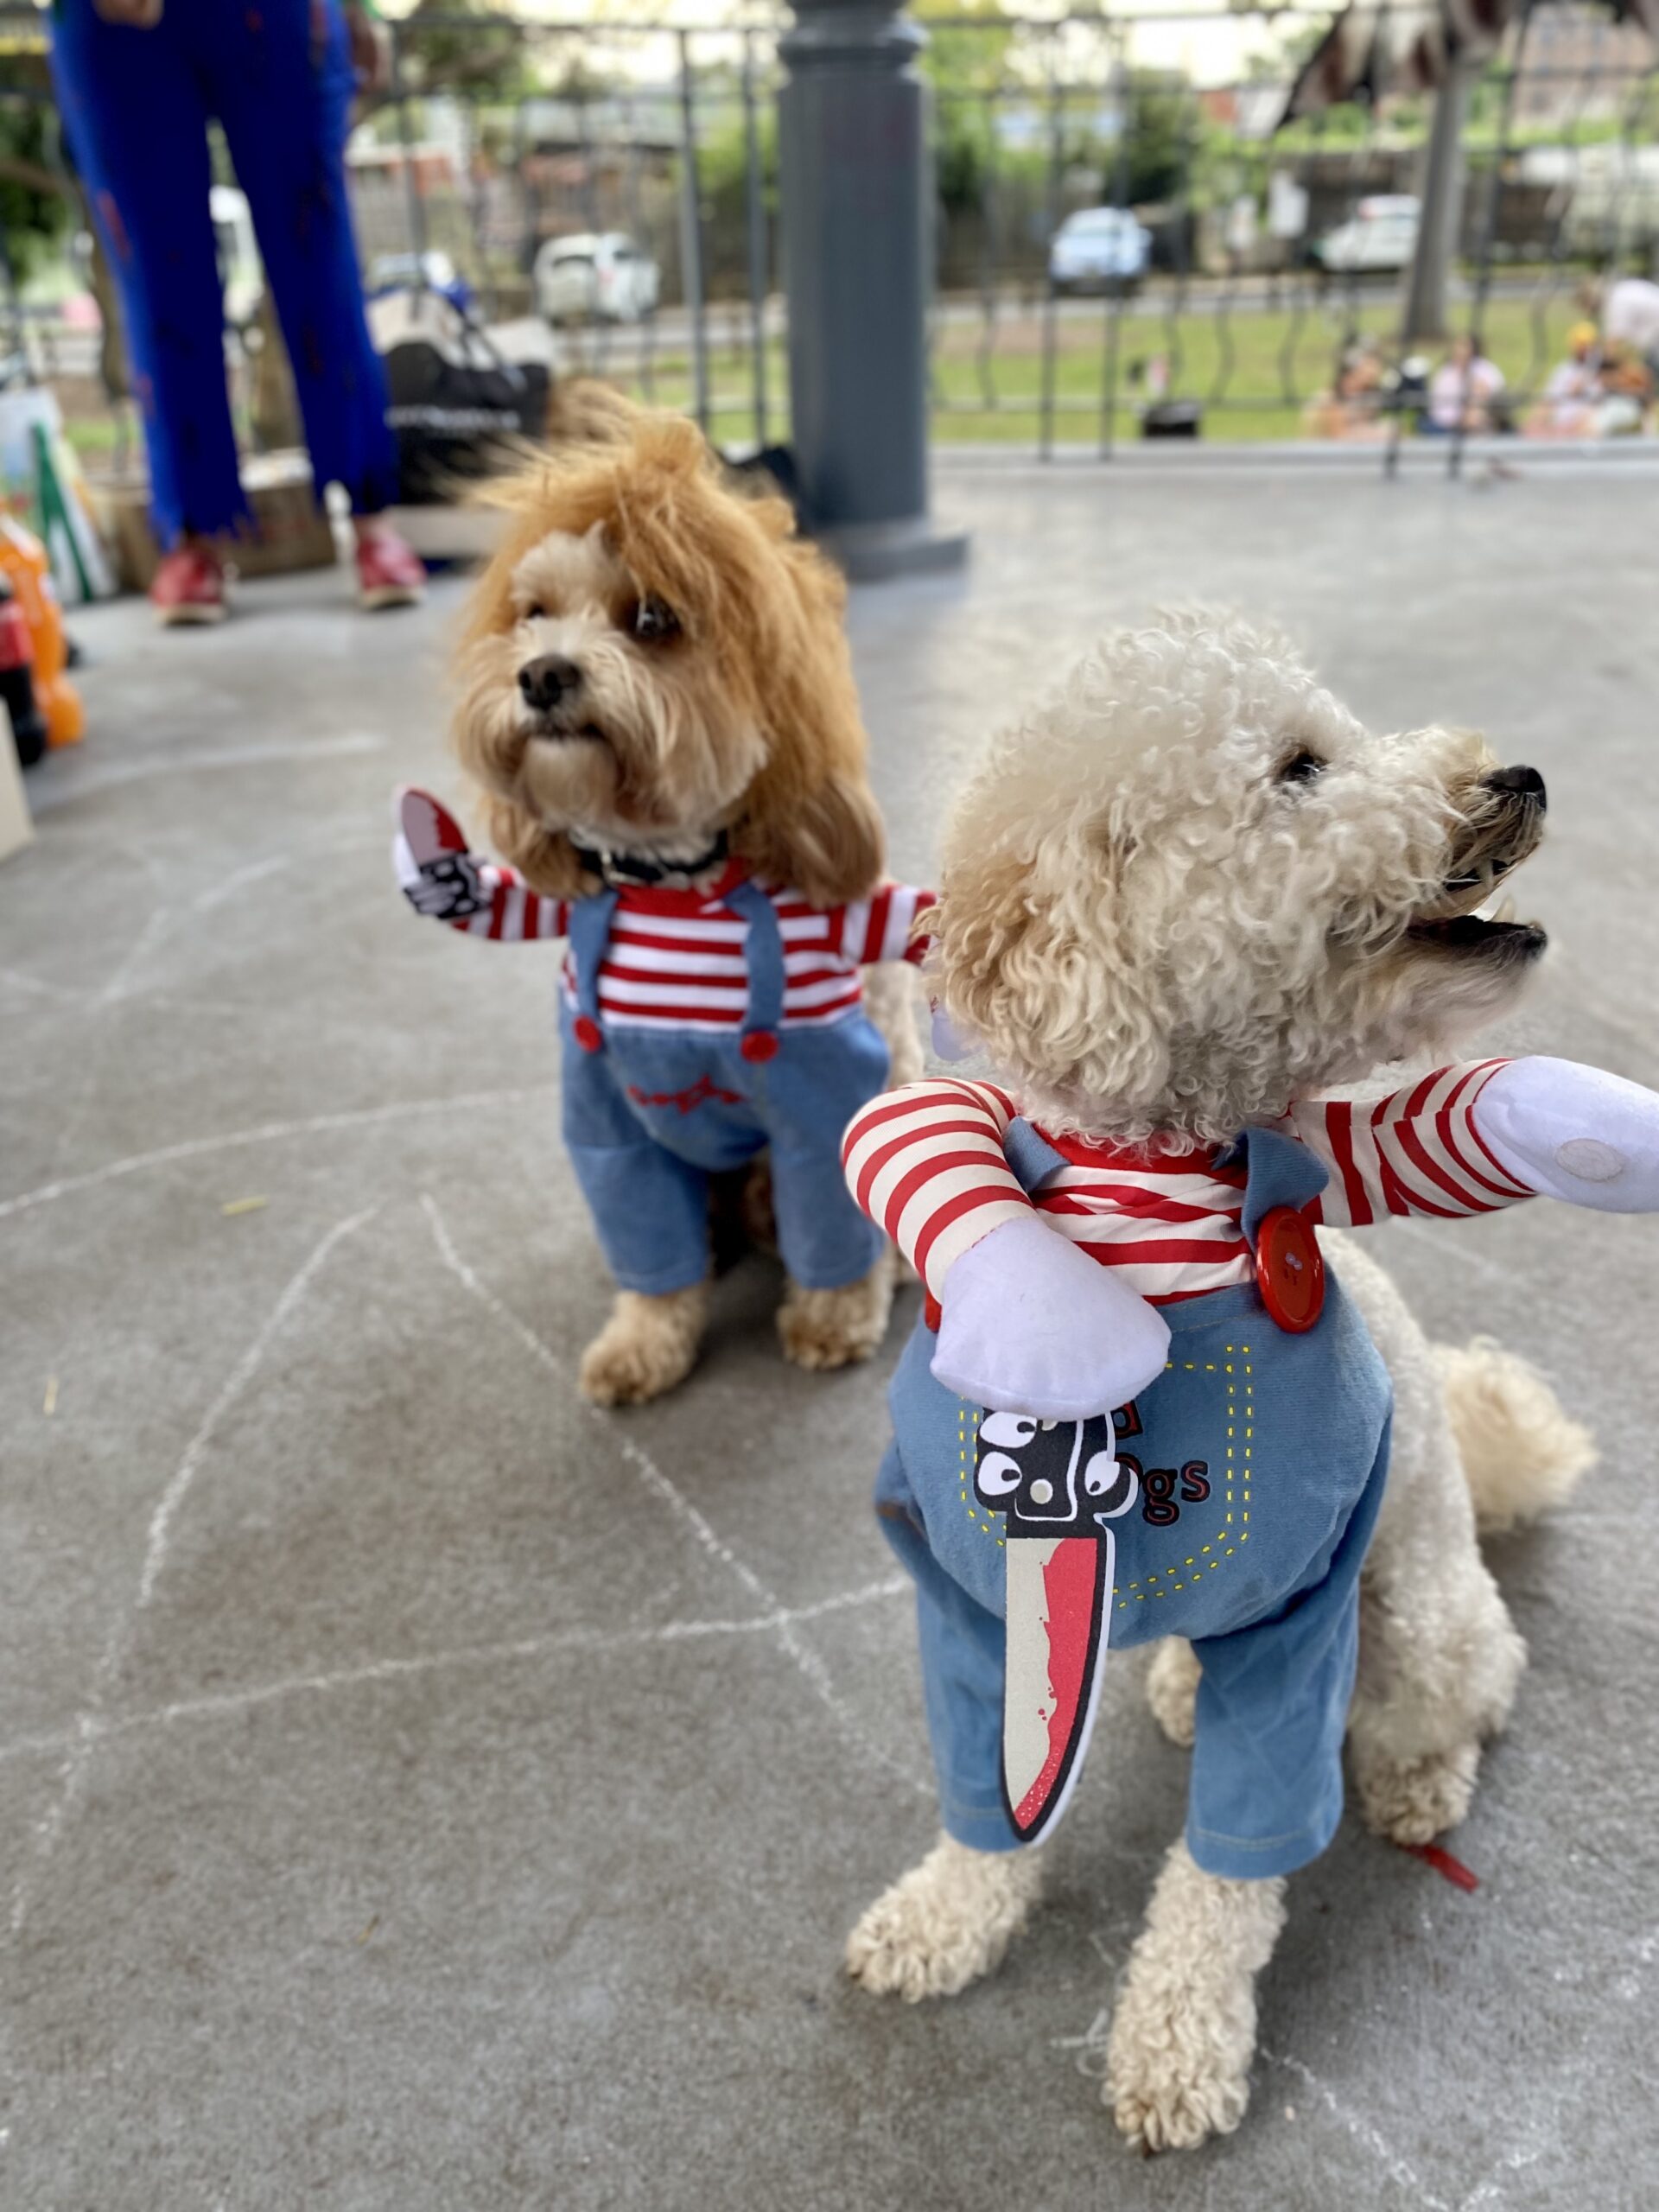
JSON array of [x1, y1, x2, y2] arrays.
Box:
[[570, 829, 731, 890]]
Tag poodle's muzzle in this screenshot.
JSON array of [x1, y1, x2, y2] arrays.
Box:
[[1408, 763, 1548, 966]]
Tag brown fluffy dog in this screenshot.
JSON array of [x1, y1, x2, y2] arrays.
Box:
[[448, 410, 911, 1403]]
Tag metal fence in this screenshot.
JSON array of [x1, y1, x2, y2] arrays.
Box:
[[352, 3, 1659, 470], [4, 2, 1659, 472]]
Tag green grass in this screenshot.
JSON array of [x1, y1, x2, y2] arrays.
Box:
[[52, 291, 1592, 465], [564, 290, 1587, 447]]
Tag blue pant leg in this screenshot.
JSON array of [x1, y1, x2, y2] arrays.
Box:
[[48, 8, 245, 544], [1185, 1417, 1392, 1880], [559, 1027, 712, 1296], [761, 1020, 888, 1291], [201, 0, 400, 517], [875, 1440, 1021, 1853]]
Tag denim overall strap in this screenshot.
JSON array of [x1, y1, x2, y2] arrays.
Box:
[[1002, 1116, 1068, 1194], [1230, 1125, 1331, 1247], [722, 878, 786, 1054], [565, 888, 623, 1040]]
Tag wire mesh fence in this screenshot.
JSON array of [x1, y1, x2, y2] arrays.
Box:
[[3, 2, 1658, 473]]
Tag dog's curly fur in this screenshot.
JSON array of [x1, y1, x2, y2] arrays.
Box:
[[847, 612, 1595, 2148], [931, 610, 1547, 1145], [452, 410, 901, 1398]]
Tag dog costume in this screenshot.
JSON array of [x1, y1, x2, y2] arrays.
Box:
[[396, 789, 933, 1294], [844, 1057, 1659, 1869]]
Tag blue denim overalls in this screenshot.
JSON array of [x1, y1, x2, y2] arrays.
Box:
[[873, 1124, 1394, 1879], [558, 880, 889, 1295]]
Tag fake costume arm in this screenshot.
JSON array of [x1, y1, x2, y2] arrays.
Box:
[[838, 884, 938, 965], [1291, 1055, 1659, 1223], [1287, 1060, 1534, 1224], [392, 786, 569, 943], [842, 1077, 1030, 1301], [842, 1079, 1171, 1421]]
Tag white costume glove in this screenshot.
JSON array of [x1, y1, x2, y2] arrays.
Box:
[[1477, 1056, 1659, 1212], [930, 1214, 1173, 1421]]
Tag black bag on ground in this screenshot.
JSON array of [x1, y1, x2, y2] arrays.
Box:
[[375, 291, 551, 504]]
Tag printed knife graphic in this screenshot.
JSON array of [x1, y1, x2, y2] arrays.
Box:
[[973, 1410, 1140, 1843]]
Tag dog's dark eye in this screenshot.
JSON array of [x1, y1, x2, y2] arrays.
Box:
[[1278, 750, 1325, 786], [632, 594, 680, 644], [522, 601, 546, 623]]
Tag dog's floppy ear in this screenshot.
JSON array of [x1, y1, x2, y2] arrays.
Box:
[[739, 766, 885, 910], [933, 834, 1170, 1127], [730, 531, 887, 907]]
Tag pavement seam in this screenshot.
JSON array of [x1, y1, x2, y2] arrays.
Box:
[[421, 1192, 931, 1800], [6, 1204, 379, 1941]]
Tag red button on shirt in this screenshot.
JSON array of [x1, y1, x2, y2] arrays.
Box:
[[572, 1014, 603, 1054], [740, 1029, 779, 1065], [1255, 1205, 1325, 1332]]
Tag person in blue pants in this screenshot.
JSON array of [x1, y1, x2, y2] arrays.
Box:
[[49, 0, 426, 624]]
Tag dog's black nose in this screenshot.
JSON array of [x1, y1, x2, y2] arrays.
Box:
[[1484, 765, 1547, 811], [518, 654, 582, 715]]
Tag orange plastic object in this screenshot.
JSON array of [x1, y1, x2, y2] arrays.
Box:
[[0, 512, 83, 747]]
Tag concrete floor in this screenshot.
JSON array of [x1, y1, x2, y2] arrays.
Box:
[[4, 460, 1658, 2212]]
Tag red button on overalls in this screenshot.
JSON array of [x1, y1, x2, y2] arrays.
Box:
[[740, 1028, 779, 1065], [1254, 1205, 1325, 1333], [572, 1014, 603, 1054]]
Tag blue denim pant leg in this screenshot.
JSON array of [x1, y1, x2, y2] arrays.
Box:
[[1185, 1413, 1392, 1879], [875, 1434, 1021, 1853], [755, 1018, 889, 1290], [558, 1023, 720, 1296]]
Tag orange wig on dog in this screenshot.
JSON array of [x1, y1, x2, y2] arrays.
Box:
[[454, 410, 886, 910]]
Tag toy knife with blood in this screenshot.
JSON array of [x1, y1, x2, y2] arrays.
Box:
[[973, 1409, 1140, 1843]]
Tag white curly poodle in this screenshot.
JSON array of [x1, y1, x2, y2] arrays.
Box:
[[840, 612, 1625, 2153]]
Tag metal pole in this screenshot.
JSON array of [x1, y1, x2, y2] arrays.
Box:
[[1097, 41, 1135, 461], [741, 32, 771, 451], [778, 0, 967, 575], [1400, 60, 1474, 345], [388, 24, 430, 270], [1450, 2, 1534, 481], [1039, 68, 1064, 461], [677, 30, 710, 435]]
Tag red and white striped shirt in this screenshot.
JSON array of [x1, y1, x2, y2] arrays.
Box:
[[842, 1059, 1536, 1306], [435, 856, 934, 1033]]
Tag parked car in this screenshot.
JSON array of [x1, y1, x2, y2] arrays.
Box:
[[1049, 207, 1153, 296], [534, 234, 660, 326], [365, 250, 475, 316], [1312, 195, 1421, 276]]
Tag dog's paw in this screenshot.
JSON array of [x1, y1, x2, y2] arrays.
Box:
[[1146, 1639, 1199, 1750], [779, 1262, 893, 1373], [1352, 1739, 1479, 1847], [1107, 2042, 1251, 2155], [578, 1286, 706, 1408], [1103, 1842, 1285, 2153], [846, 1834, 1044, 2002]]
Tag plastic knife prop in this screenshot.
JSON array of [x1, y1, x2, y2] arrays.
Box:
[[973, 1412, 1140, 1844], [394, 787, 489, 919]]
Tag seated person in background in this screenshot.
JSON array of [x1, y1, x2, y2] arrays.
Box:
[[1524, 321, 1601, 438], [1303, 339, 1389, 441], [1580, 271, 1659, 383], [1593, 340, 1655, 437], [1424, 334, 1506, 434]]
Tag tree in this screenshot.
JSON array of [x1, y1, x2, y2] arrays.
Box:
[[0, 86, 71, 289], [1117, 72, 1192, 207]]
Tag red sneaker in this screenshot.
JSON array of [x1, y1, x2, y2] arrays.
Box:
[[150, 545, 226, 626], [355, 524, 425, 611]]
